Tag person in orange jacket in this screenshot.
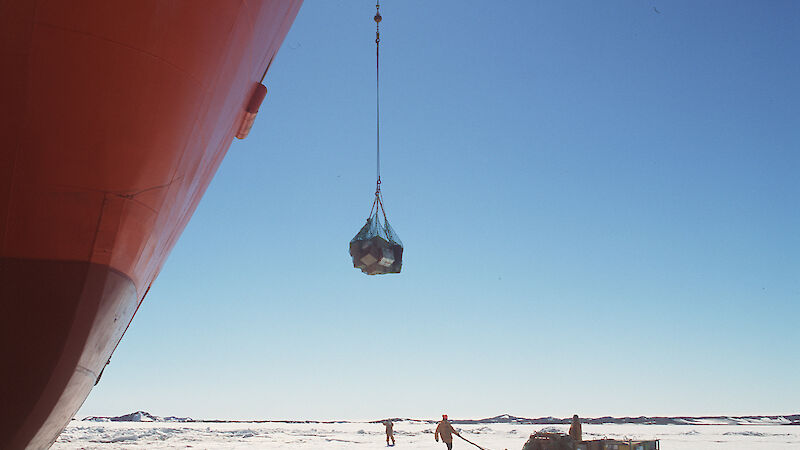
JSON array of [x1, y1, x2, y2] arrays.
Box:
[[568, 414, 582, 442], [435, 414, 459, 450]]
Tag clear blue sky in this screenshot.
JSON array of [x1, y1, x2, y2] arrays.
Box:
[[78, 0, 799, 421]]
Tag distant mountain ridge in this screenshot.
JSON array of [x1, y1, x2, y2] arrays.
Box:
[[448, 413, 800, 426], [82, 411, 800, 426]]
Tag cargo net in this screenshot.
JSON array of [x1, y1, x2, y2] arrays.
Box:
[[349, 192, 403, 275]]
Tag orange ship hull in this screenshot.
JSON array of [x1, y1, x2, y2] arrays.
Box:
[[0, 1, 302, 448]]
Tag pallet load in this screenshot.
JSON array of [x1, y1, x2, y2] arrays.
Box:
[[522, 431, 574, 450], [349, 212, 403, 275]]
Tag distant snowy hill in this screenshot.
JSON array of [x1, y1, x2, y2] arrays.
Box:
[[83, 411, 192, 422]]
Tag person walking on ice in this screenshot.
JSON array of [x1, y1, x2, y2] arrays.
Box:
[[435, 414, 460, 450], [382, 419, 395, 446]]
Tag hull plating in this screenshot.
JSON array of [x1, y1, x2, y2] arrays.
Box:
[[0, 1, 303, 447]]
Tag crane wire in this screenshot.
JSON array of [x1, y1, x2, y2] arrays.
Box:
[[375, 1, 381, 188], [369, 1, 388, 224]]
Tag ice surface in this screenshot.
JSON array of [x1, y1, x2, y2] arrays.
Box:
[[54, 422, 800, 449]]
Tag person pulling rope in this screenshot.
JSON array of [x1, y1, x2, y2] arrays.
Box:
[[436, 415, 496, 450]]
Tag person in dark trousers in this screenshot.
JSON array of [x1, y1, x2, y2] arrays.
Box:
[[568, 414, 582, 442], [382, 419, 395, 446], [435, 414, 459, 450]]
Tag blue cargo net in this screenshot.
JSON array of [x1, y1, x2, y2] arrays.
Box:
[[349, 181, 403, 275]]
